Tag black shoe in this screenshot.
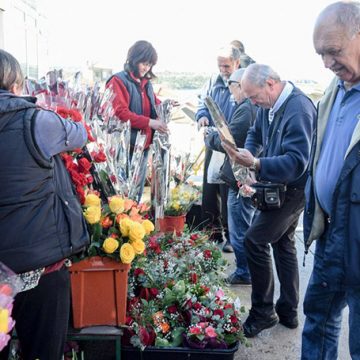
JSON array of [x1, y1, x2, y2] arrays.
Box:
[[278, 316, 299, 329], [243, 313, 278, 338], [225, 273, 251, 286], [275, 305, 299, 329], [222, 240, 234, 253]]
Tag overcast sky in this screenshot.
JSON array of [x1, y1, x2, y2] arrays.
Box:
[[41, 0, 337, 86]]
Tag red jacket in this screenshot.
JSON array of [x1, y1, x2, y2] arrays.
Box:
[[106, 72, 161, 149]]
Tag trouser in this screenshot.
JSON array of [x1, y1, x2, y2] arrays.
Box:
[[302, 233, 360, 360], [201, 148, 228, 240], [302, 281, 360, 359], [227, 189, 255, 279], [9, 268, 70, 360], [244, 187, 305, 319]]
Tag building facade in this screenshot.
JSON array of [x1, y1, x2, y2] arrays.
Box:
[[0, 0, 48, 79]]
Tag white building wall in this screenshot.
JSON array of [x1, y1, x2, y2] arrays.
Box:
[[1, 0, 48, 79]]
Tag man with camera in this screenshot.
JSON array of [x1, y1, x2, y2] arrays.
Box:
[[222, 63, 316, 337]]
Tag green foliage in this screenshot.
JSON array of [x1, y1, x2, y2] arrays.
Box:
[[154, 72, 209, 90]]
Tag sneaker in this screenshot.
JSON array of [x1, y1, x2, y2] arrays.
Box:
[[222, 240, 234, 253], [243, 313, 279, 338], [225, 273, 251, 285]]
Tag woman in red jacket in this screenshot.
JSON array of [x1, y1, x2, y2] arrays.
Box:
[[106, 40, 167, 201]]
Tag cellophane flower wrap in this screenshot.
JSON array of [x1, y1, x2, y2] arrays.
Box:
[[0, 262, 23, 351], [24, 72, 154, 264], [125, 231, 246, 350], [151, 99, 173, 220], [164, 183, 200, 216], [204, 96, 255, 197]]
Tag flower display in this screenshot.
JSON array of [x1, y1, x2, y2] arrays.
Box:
[[164, 183, 201, 216], [77, 193, 153, 264], [0, 262, 23, 351], [124, 231, 246, 350]]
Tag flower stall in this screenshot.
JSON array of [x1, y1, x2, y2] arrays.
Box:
[[22, 73, 245, 359]]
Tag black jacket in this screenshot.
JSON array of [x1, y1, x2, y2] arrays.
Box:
[[0, 92, 89, 273]]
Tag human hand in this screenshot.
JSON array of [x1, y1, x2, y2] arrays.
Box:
[[170, 99, 180, 107], [197, 117, 209, 130], [221, 140, 254, 167], [149, 119, 169, 134]]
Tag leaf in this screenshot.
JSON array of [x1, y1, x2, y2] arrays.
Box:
[[171, 327, 186, 346], [173, 280, 186, 297], [92, 223, 102, 242], [155, 338, 170, 347], [163, 288, 177, 305]]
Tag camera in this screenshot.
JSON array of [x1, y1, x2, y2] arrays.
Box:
[[251, 182, 287, 211]]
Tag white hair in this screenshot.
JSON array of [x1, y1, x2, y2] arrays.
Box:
[[242, 64, 281, 87]]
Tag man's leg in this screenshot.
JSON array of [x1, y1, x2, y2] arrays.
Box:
[[219, 183, 229, 243], [201, 148, 222, 241], [347, 288, 360, 359], [243, 188, 304, 337], [13, 268, 71, 360], [302, 274, 345, 360], [227, 190, 255, 282], [272, 216, 300, 327]]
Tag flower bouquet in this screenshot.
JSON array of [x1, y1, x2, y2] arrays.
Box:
[[158, 183, 201, 234], [69, 192, 154, 328], [80, 192, 153, 264], [124, 231, 246, 355], [0, 262, 23, 351]]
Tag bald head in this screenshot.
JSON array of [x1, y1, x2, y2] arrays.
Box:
[[313, 1, 360, 85], [315, 1, 360, 38]]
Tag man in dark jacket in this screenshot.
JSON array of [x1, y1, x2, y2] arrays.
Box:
[[0, 49, 89, 360], [223, 63, 315, 337], [196, 45, 240, 248], [205, 68, 257, 285], [302, 2, 360, 359]]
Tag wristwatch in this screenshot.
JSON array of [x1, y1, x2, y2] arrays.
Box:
[[249, 157, 258, 171]]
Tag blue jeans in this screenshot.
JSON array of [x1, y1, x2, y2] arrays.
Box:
[[227, 189, 255, 280], [302, 269, 360, 360]]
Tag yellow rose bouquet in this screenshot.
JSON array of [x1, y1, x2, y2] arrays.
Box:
[[164, 183, 201, 216], [80, 193, 154, 264]]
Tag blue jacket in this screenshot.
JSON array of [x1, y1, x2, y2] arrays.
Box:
[[195, 74, 236, 126], [245, 86, 316, 188], [0, 92, 89, 273], [304, 78, 360, 287]]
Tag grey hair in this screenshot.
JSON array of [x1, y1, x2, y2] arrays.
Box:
[[242, 64, 281, 87], [216, 45, 241, 61], [0, 49, 24, 91], [317, 1, 360, 37], [230, 40, 245, 54]]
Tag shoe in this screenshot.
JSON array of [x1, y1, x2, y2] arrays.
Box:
[[243, 313, 279, 338], [225, 273, 251, 286], [278, 316, 299, 329], [222, 240, 234, 253], [275, 305, 299, 329]]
